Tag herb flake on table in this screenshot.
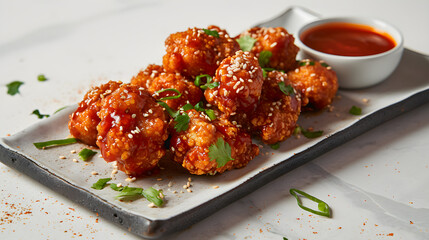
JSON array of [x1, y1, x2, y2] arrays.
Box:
[[6, 81, 24, 96], [37, 74, 48, 82], [290, 188, 331, 217], [31, 109, 50, 119]]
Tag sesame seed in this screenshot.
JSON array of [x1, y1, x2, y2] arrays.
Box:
[[116, 183, 122, 187], [125, 177, 136, 182], [91, 171, 98, 175], [270, 42, 277, 48], [132, 114, 136, 118], [59, 156, 66, 159], [128, 134, 133, 138], [187, 189, 192, 193], [73, 159, 78, 163], [112, 169, 118, 174], [157, 178, 163, 181], [70, 150, 76, 154], [188, 177, 192, 182], [143, 113, 149, 117], [212, 186, 219, 189], [148, 203, 156, 208]]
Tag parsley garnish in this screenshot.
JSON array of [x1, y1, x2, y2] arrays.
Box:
[[258, 50, 272, 68], [289, 188, 331, 217], [349, 105, 362, 115], [79, 148, 97, 161], [203, 29, 219, 38], [91, 178, 111, 190], [31, 109, 50, 119], [33, 138, 78, 149], [37, 74, 48, 82], [208, 138, 234, 168], [6, 81, 24, 96], [236, 35, 257, 52], [294, 126, 323, 139]]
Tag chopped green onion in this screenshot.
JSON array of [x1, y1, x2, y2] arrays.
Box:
[[181, 103, 194, 111], [53, 106, 68, 114], [269, 142, 280, 150], [37, 74, 48, 82], [142, 187, 164, 207], [115, 186, 144, 201], [278, 82, 295, 96], [294, 126, 323, 139], [236, 35, 257, 52], [91, 178, 111, 190], [78, 148, 97, 161], [195, 74, 218, 90], [289, 188, 331, 217], [33, 138, 77, 149], [155, 88, 182, 100], [157, 101, 179, 118], [203, 29, 219, 38], [204, 109, 216, 120], [321, 62, 330, 68], [110, 183, 124, 191], [192, 102, 216, 120], [258, 50, 272, 68], [208, 138, 234, 168], [195, 74, 212, 87], [349, 105, 362, 115], [299, 60, 315, 66], [31, 109, 50, 119], [6, 81, 24, 96]]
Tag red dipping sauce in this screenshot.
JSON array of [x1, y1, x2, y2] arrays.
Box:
[[300, 22, 396, 57]]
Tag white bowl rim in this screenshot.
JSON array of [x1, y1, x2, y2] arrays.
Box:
[[296, 17, 404, 60]]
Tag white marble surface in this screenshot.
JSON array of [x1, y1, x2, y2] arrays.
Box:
[[1, 0, 429, 239]]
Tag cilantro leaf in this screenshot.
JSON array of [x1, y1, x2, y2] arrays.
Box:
[[203, 29, 219, 38], [208, 138, 234, 168], [258, 50, 272, 68], [6, 81, 24, 96], [142, 187, 164, 207], [174, 113, 190, 132], [278, 82, 295, 96], [236, 35, 257, 52], [91, 178, 111, 190], [31, 109, 50, 119]]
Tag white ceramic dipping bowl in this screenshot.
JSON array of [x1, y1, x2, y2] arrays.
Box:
[[296, 17, 404, 89]]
